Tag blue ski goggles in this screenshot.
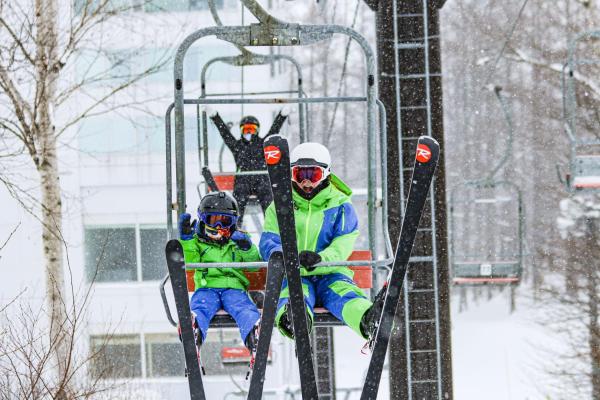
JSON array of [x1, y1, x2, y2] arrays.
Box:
[[199, 212, 238, 229]]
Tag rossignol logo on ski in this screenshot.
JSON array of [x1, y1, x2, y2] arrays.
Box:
[[416, 144, 432, 163], [264, 146, 282, 165]]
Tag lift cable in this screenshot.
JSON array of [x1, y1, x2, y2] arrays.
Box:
[[324, 0, 361, 146], [483, 0, 531, 87], [484, 86, 514, 184]]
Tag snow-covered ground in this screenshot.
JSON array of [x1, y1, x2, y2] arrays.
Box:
[[452, 290, 563, 400]]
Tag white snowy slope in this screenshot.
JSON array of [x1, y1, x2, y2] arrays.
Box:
[[452, 291, 563, 400]]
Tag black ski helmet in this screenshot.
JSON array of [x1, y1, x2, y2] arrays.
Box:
[[239, 115, 260, 130], [198, 191, 238, 216]]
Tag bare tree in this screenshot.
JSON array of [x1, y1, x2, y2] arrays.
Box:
[[442, 0, 600, 396], [541, 194, 600, 399], [0, 0, 166, 396]]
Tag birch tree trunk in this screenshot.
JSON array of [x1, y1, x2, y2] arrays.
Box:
[[34, 0, 70, 396]]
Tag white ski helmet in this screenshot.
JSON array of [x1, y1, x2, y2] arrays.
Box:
[[290, 142, 332, 177]]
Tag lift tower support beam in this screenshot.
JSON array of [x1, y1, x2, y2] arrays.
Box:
[[365, 1, 453, 399]]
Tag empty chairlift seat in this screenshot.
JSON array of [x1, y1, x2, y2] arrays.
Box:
[[185, 250, 373, 328], [452, 260, 521, 285], [572, 155, 600, 190]]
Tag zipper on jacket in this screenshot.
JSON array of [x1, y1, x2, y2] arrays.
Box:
[[304, 201, 312, 250]]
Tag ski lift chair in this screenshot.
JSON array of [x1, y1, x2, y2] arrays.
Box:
[[196, 51, 309, 232], [449, 181, 524, 285], [560, 30, 600, 191], [160, 3, 394, 397]]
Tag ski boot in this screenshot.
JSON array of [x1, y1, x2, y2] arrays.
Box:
[[244, 322, 260, 380], [279, 304, 313, 340], [177, 312, 205, 375], [360, 282, 388, 350]]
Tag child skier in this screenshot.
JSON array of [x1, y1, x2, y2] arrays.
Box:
[[259, 142, 385, 341], [208, 108, 289, 224], [178, 191, 262, 351]]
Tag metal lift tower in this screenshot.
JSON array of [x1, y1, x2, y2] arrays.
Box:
[[364, 0, 453, 399]]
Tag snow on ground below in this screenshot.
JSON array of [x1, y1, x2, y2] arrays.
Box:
[[452, 290, 563, 400]]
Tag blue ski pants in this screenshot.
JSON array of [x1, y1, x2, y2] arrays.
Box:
[[274, 273, 372, 338], [190, 288, 260, 343]]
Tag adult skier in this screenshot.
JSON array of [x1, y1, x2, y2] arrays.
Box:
[[259, 142, 385, 341], [178, 191, 262, 351], [208, 108, 289, 224]]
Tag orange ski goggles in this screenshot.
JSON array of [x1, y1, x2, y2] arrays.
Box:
[[241, 123, 258, 135]]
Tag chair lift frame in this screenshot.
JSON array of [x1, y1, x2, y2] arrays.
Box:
[[448, 87, 525, 285], [160, 2, 396, 398], [560, 30, 600, 191], [448, 180, 524, 285]]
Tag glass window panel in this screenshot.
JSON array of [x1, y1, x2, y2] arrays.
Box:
[[90, 334, 142, 379], [85, 227, 137, 282], [145, 334, 185, 377], [201, 329, 249, 376], [140, 227, 167, 281]]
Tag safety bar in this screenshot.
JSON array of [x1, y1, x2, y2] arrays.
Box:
[[159, 274, 177, 327], [213, 170, 269, 176], [204, 90, 301, 97], [194, 96, 367, 105], [185, 259, 393, 269]]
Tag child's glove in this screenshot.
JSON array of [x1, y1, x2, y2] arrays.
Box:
[[299, 250, 322, 271], [231, 230, 252, 251], [178, 213, 197, 241]]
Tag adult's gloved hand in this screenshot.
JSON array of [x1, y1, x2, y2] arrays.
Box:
[[299, 250, 322, 271], [178, 213, 197, 241], [231, 230, 252, 251]]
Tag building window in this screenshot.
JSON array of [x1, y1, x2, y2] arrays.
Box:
[[85, 224, 167, 283], [90, 331, 252, 379], [145, 334, 185, 378], [140, 227, 166, 281], [85, 227, 137, 282], [90, 335, 142, 379]]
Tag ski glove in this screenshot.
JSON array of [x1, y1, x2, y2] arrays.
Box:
[[178, 213, 197, 241], [231, 230, 252, 251], [299, 250, 322, 271]]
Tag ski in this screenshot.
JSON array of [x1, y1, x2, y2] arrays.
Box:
[[201, 166, 219, 192], [247, 252, 285, 399], [360, 136, 440, 400], [165, 239, 206, 400], [262, 135, 319, 399]]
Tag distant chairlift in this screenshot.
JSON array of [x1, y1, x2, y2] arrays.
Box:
[[449, 87, 525, 285], [560, 30, 600, 191]]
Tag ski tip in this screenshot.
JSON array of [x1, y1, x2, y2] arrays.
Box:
[[264, 134, 286, 146], [415, 138, 439, 164], [166, 238, 183, 251], [165, 239, 184, 262], [417, 135, 439, 147]]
